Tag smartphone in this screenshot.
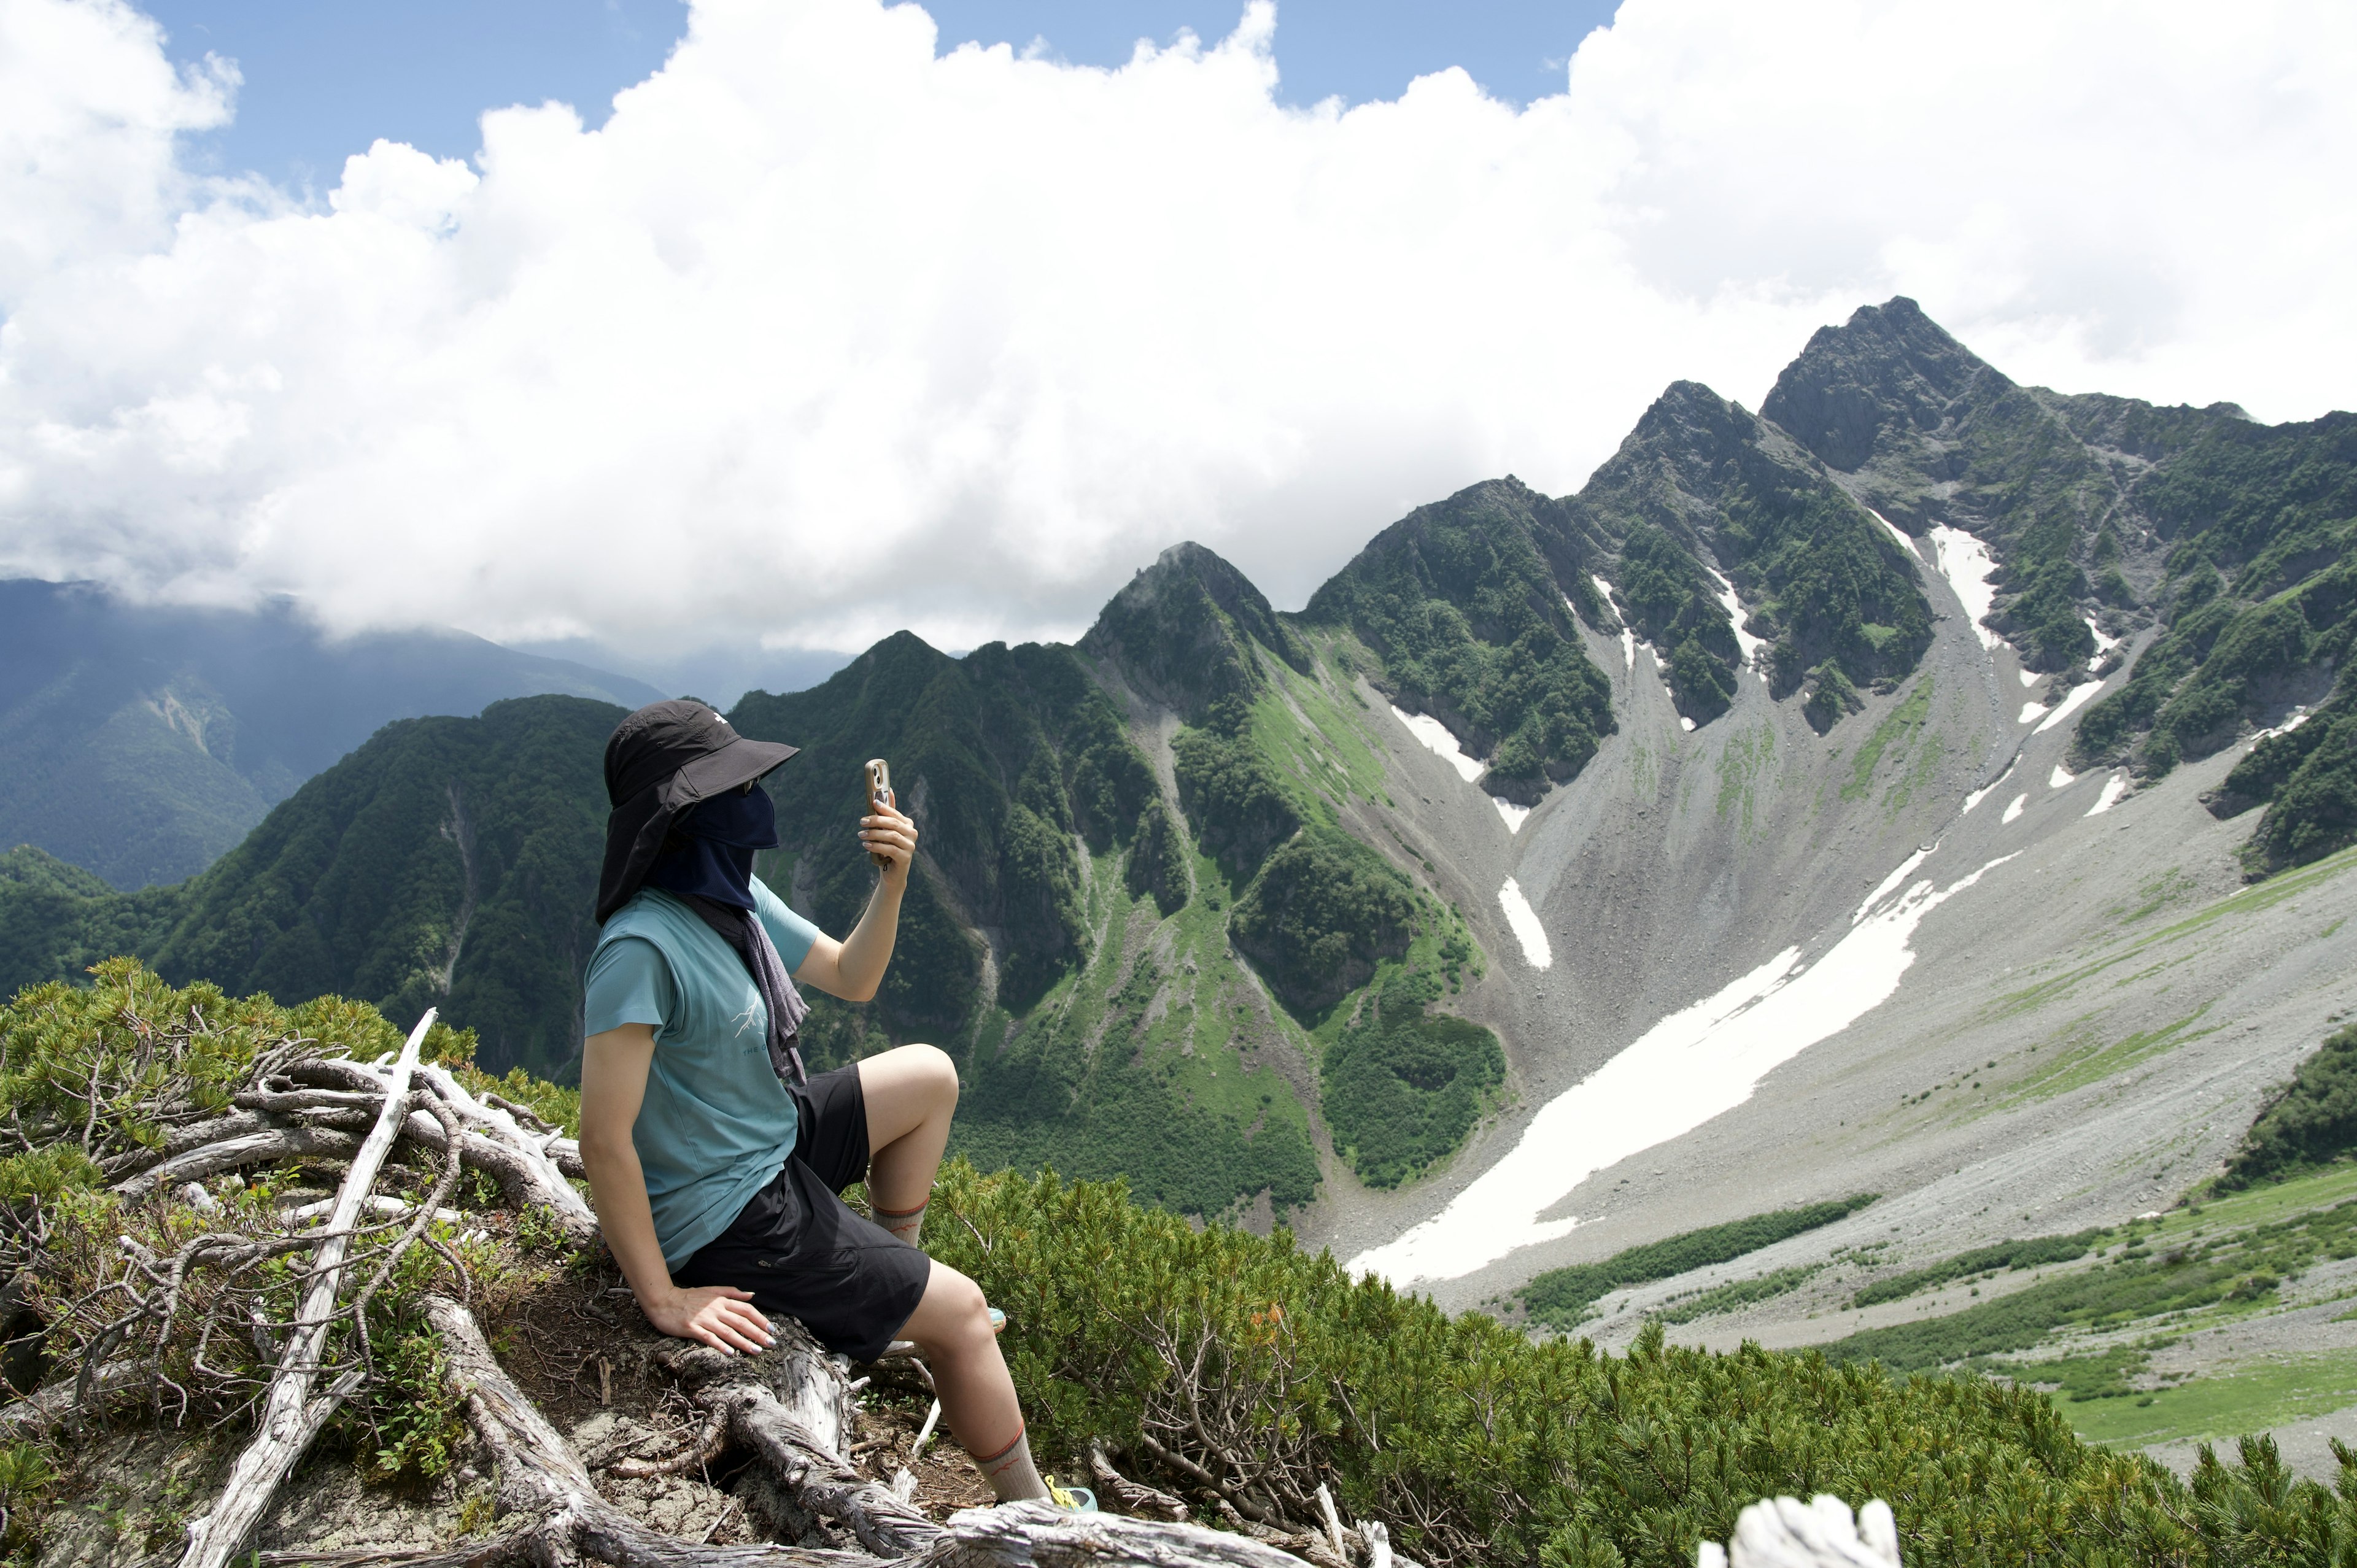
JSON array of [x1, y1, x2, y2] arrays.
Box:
[[864, 759, 893, 867]]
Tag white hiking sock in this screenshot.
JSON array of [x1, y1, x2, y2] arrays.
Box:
[[970, 1423, 1050, 1502], [872, 1197, 927, 1246]]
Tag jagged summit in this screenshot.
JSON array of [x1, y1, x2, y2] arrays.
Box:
[[1760, 295, 2002, 479], [1080, 540, 1308, 723]]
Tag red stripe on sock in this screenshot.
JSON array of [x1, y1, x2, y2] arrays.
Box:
[[970, 1422, 1026, 1467]]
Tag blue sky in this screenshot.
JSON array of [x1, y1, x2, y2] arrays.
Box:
[[145, 1, 1619, 185]]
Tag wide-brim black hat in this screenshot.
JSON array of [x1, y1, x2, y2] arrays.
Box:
[[596, 700, 797, 924]]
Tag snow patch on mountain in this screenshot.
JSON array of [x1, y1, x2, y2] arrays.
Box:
[[1352, 854, 2019, 1286], [1708, 568, 1767, 666], [2003, 794, 2029, 823], [1498, 878, 1551, 969], [1867, 508, 1915, 555], [2089, 773, 2131, 815], [1964, 761, 2013, 814], [1390, 704, 1484, 784], [2034, 680, 2102, 735], [1928, 526, 2002, 651]]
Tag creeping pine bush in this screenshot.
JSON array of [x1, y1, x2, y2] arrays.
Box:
[[0, 962, 545, 1513], [926, 1161, 2357, 1568]]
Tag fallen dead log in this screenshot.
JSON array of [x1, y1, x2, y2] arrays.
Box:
[[179, 1011, 438, 1568], [114, 1126, 369, 1202]]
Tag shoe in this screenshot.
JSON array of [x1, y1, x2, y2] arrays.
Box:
[[1043, 1476, 1098, 1513]]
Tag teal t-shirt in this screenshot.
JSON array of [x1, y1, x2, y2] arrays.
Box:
[[583, 879, 824, 1269]]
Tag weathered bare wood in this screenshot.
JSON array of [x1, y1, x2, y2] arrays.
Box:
[[1090, 1445, 1190, 1522], [98, 1110, 276, 1180], [425, 1294, 900, 1568], [277, 1059, 598, 1247], [114, 1126, 366, 1201], [417, 1062, 597, 1240], [939, 1502, 1314, 1568], [179, 1011, 437, 1568], [657, 1324, 943, 1559]]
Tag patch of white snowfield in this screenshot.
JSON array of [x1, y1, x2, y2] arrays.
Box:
[[2085, 616, 2121, 668], [2034, 680, 2102, 735], [1928, 525, 2002, 651], [1963, 761, 2013, 813], [1619, 629, 1636, 672], [1353, 852, 2019, 1286], [1867, 508, 1916, 555], [2002, 794, 2028, 823], [1390, 704, 1483, 783], [2018, 700, 2050, 724], [1387, 704, 1530, 832], [2019, 668, 2040, 687], [2049, 763, 2076, 788], [1497, 878, 1551, 970], [1679, 716, 1696, 732], [2088, 773, 2130, 815], [1708, 568, 1767, 666], [2252, 709, 2312, 744]]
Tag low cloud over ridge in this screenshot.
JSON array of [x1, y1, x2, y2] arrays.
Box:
[[1, 0, 2350, 657]]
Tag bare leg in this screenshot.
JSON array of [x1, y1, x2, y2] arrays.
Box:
[[859, 1044, 956, 1222], [899, 1260, 1043, 1500]]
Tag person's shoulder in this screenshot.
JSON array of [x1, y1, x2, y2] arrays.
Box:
[[597, 889, 699, 953]]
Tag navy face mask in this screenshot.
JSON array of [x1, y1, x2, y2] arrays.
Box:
[[644, 784, 779, 911]]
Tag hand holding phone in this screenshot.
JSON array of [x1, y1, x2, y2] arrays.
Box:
[[864, 759, 894, 868]]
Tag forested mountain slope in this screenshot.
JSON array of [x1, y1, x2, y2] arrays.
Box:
[[0, 580, 660, 889]]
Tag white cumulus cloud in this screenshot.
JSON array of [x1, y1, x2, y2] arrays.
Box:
[[0, 0, 2350, 658]]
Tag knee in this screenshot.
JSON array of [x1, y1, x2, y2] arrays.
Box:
[[909, 1043, 958, 1111], [923, 1271, 992, 1356]]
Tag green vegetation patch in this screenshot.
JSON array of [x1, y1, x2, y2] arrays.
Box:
[[1830, 1197, 2357, 1376], [2216, 1022, 2357, 1190], [2067, 1350, 2357, 1449], [1320, 962, 1503, 1189], [1841, 677, 1933, 803], [930, 1161, 2357, 1567], [1654, 1264, 1827, 1325], [953, 873, 1320, 1221], [1852, 1232, 2105, 1308], [1230, 828, 1418, 1018], [1302, 477, 1616, 795], [1515, 1194, 1879, 1330]]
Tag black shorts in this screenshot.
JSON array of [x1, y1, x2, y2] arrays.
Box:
[[669, 1062, 932, 1362]]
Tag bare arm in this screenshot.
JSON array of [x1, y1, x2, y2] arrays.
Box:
[[791, 790, 919, 1002], [578, 1023, 773, 1355]]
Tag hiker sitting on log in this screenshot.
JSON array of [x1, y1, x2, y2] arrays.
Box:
[[578, 700, 1059, 1506]]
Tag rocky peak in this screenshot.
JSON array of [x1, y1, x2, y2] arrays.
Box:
[[1080, 541, 1308, 721], [1760, 295, 2005, 474]]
